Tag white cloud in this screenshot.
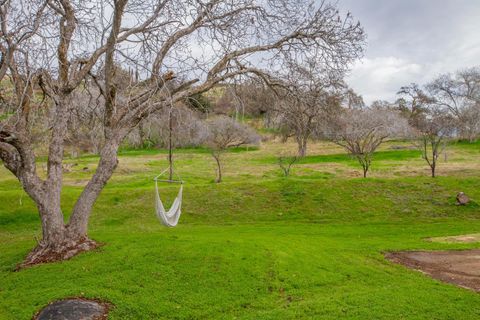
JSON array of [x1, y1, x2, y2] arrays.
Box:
[[337, 0, 480, 106], [346, 57, 424, 105]]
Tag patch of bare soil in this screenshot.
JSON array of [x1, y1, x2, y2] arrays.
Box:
[[386, 249, 480, 292], [428, 234, 480, 244]]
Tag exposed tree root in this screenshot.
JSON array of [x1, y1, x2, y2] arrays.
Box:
[[18, 237, 100, 270]]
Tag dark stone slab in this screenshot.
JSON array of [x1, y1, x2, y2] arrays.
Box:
[[36, 299, 107, 320]]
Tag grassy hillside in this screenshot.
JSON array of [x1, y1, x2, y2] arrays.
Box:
[[1, 139, 480, 319]]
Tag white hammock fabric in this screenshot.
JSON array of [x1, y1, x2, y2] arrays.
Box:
[[154, 170, 183, 227]]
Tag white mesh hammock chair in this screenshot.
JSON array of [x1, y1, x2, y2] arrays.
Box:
[[154, 168, 183, 227]]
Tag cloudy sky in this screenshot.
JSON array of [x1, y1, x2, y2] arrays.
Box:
[[336, 0, 480, 104]]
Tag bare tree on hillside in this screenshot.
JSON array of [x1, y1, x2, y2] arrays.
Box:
[[331, 108, 411, 178], [275, 92, 342, 157], [0, 0, 364, 266], [273, 57, 344, 157], [426, 67, 480, 142], [415, 111, 456, 178], [205, 116, 260, 183]]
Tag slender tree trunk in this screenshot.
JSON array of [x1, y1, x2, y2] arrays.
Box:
[[296, 136, 307, 157], [431, 150, 437, 178], [360, 160, 368, 178], [355, 156, 369, 178], [213, 152, 222, 183]]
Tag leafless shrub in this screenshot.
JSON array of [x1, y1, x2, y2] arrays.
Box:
[[277, 153, 300, 177]]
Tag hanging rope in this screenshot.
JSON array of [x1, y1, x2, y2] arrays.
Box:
[[168, 104, 174, 181], [152, 70, 185, 227]]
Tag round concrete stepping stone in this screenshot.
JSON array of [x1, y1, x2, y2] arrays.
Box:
[[36, 299, 108, 320]]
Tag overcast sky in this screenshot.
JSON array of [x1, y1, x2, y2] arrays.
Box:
[[336, 0, 480, 104]]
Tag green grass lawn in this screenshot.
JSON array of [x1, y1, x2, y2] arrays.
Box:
[[1, 140, 480, 319]]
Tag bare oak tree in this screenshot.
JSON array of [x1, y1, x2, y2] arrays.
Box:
[[0, 0, 364, 266]]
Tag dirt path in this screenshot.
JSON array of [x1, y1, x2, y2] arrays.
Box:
[[386, 249, 480, 292], [428, 234, 480, 244]]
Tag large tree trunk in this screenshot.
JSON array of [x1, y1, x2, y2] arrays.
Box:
[[18, 94, 98, 268], [18, 99, 125, 268], [20, 187, 98, 268], [20, 140, 121, 268], [22, 216, 97, 269]]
